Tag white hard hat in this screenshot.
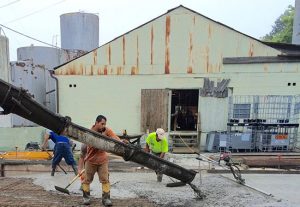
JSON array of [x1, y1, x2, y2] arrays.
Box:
[[156, 128, 165, 140]]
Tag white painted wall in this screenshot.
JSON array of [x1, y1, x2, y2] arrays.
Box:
[[0, 127, 45, 151]]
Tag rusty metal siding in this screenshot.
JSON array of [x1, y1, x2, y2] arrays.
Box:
[[55, 7, 280, 76]]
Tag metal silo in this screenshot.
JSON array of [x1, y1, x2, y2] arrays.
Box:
[[0, 33, 11, 127], [0, 34, 9, 82], [10, 60, 48, 126], [17, 45, 61, 70], [60, 12, 99, 51]]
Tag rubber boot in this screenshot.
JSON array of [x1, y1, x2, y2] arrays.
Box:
[[71, 164, 78, 175], [102, 183, 112, 206], [157, 174, 163, 182], [51, 167, 56, 176], [156, 171, 163, 182], [82, 184, 90, 205], [102, 192, 112, 206]]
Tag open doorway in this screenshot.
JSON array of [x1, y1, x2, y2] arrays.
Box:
[[170, 89, 199, 131]]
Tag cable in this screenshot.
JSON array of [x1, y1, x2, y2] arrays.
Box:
[[0, 0, 20, 9], [5, 0, 66, 24], [0, 23, 61, 49]]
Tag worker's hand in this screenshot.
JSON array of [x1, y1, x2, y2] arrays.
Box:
[[122, 139, 129, 144], [41, 147, 46, 151]]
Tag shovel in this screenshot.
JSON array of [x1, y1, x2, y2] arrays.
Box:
[[55, 169, 85, 195]]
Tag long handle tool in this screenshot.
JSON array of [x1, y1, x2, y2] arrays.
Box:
[[55, 169, 85, 195]]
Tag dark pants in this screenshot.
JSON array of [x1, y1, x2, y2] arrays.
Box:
[[151, 152, 163, 182], [52, 142, 76, 168]]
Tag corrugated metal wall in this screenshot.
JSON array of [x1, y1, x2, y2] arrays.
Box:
[[55, 6, 280, 76], [53, 6, 300, 142]]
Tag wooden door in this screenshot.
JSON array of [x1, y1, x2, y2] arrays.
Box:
[[141, 89, 169, 133]]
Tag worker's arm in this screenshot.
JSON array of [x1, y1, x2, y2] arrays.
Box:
[[106, 127, 128, 143], [144, 134, 151, 153], [144, 143, 150, 153], [159, 152, 165, 159], [78, 144, 87, 172], [41, 132, 50, 150], [159, 138, 168, 159]]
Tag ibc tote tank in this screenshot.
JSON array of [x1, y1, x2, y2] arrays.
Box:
[[60, 12, 99, 51]]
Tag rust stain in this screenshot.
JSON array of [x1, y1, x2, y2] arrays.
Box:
[[219, 54, 223, 72], [165, 15, 171, 74], [80, 63, 84, 75], [16, 62, 26, 67], [131, 66, 136, 75], [151, 25, 154, 65], [188, 33, 193, 74], [90, 65, 94, 75], [208, 24, 212, 39], [137, 35, 139, 68], [104, 65, 108, 75], [93, 50, 97, 65], [117, 66, 123, 75], [249, 42, 254, 57], [206, 46, 210, 73], [123, 36, 126, 65], [193, 16, 196, 25], [108, 44, 111, 65], [97, 67, 101, 75]]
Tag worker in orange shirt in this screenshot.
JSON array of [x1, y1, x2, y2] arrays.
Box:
[[80, 115, 122, 206]]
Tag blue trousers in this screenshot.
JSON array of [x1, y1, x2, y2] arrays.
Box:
[[52, 142, 76, 168]]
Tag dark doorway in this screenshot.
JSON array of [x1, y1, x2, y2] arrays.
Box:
[[170, 90, 199, 131]]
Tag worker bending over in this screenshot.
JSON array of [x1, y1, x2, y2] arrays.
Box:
[[42, 128, 78, 176], [144, 128, 169, 182]]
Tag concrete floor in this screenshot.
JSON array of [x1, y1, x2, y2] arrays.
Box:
[[4, 153, 300, 206], [10, 171, 299, 207]]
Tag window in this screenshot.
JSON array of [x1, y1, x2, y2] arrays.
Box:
[[233, 104, 251, 119]]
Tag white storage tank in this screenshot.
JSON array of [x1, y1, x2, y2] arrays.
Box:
[[60, 12, 99, 51], [10, 60, 48, 126], [17, 46, 61, 70], [0, 33, 12, 127], [0, 34, 9, 82]]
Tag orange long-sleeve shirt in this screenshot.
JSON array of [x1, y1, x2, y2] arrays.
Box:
[[82, 127, 120, 165]]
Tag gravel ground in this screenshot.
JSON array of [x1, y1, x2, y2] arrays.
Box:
[[6, 171, 297, 207]]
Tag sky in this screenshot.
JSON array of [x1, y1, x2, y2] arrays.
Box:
[[0, 0, 295, 61]]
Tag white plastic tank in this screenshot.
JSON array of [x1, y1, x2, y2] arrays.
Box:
[[17, 46, 61, 70], [0, 34, 9, 82], [60, 12, 99, 51]]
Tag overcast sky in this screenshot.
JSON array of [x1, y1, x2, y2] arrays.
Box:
[[0, 0, 295, 61]]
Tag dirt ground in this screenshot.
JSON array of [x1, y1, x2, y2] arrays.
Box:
[[1, 154, 299, 207], [0, 177, 156, 207]]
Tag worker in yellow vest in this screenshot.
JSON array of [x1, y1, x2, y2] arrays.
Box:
[[144, 128, 168, 182]]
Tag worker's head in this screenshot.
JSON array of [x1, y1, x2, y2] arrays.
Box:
[[94, 115, 107, 132], [156, 128, 165, 140]]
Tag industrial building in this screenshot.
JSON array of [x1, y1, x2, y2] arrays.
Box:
[[1, 5, 300, 152], [53, 5, 300, 152]]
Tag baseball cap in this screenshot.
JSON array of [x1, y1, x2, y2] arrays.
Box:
[[156, 128, 165, 140]]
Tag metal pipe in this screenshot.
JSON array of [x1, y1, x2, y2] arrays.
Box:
[[0, 79, 197, 183]]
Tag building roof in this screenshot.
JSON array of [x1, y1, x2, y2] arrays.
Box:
[[54, 5, 279, 70]]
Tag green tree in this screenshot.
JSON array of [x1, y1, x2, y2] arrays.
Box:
[[262, 5, 294, 43]]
